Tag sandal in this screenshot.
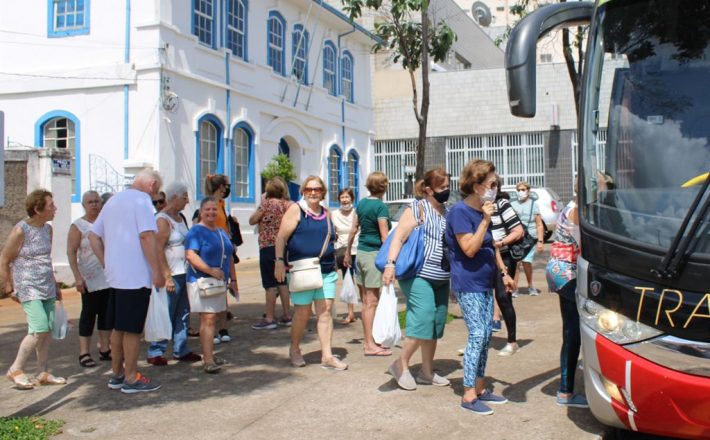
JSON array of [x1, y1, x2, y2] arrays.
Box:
[[203, 362, 221, 374], [289, 347, 306, 368], [6, 369, 34, 390], [79, 353, 97, 368], [35, 372, 67, 385], [339, 316, 356, 325], [321, 356, 348, 371], [99, 349, 112, 361]]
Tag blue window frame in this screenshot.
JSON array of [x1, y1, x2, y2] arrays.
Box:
[[48, 0, 90, 37], [292, 24, 309, 84], [341, 50, 354, 103], [346, 150, 360, 201], [193, 0, 215, 47], [323, 41, 337, 96], [35, 111, 81, 202], [195, 114, 224, 198], [267, 11, 286, 76], [227, 0, 248, 60], [231, 123, 255, 202], [328, 145, 343, 206]]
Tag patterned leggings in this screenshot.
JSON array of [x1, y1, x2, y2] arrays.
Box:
[[456, 290, 494, 388]]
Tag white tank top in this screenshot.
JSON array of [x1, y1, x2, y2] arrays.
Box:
[[157, 212, 188, 275]]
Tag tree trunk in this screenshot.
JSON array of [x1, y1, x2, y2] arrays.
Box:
[[416, 3, 431, 181], [562, 28, 580, 116]]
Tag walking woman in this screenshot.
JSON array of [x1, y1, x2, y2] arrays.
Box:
[[1, 190, 66, 389], [274, 176, 347, 371], [344, 172, 391, 356], [446, 160, 514, 415], [546, 187, 588, 408], [332, 188, 358, 325], [185, 197, 238, 373], [383, 167, 451, 391], [146, 182, 201, 365], [509, 181, 545, 295], [249, 177, 293, 330], [68, 190, 112, 368]]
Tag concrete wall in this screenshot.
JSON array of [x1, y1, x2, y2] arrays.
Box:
[[0, 150, 32, 243]]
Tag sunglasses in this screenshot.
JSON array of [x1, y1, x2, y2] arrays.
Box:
[[152, 199, 166, 206], [304, 187, 324, 194]]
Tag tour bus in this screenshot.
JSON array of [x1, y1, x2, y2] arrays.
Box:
[[504, 1, 710, 438]]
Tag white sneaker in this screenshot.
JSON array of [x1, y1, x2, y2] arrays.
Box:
[[511, 290, 519, 298], [213, 337, 221, 345], [498, 343, 520, 357], [528, 287, 541, 296]]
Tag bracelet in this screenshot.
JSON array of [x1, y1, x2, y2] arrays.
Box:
[[384, 263, 395, 269], [386, 259, 396, 265]]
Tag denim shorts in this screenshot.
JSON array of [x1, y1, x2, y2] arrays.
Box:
[[22, 298, 56, 334], [290, 271, 338, 306]]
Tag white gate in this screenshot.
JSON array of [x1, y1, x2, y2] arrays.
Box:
[[373, 138, 417, 200]]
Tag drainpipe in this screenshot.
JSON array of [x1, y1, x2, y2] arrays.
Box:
[[123, 0, 131, 160]]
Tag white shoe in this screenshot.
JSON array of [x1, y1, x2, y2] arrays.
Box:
[[213, 337, 221, 345], [498, 343, 520, 357], [528, 287, 541, 296], [457, 348, 465, 356]]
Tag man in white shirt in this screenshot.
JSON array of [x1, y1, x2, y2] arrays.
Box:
[[89, 169, 166, 394]]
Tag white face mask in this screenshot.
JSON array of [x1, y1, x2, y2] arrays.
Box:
[[340, 203, 353, 211], [480, 188, 497, 203], [517, 190, 528, 199]]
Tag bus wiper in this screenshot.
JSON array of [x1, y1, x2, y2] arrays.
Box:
[[652, 172, 710, 279]]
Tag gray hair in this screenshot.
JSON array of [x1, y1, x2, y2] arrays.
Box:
[[165, 181, 188, 201], [81, 190, 100, 204], [133, 168, 162, 187]]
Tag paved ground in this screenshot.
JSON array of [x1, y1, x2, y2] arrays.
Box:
[[0, 253, 610, 440]]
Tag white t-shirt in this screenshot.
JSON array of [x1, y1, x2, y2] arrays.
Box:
[[91, 189, 157, 289]]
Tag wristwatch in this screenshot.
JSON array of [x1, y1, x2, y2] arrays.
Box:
[[386, 259, 396, 265]]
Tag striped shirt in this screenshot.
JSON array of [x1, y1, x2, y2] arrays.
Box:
[[491, 198, 522, 251], [412, 199, 450, 281]]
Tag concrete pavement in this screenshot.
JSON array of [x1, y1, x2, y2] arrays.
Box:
[[0, 253, 607, 440]]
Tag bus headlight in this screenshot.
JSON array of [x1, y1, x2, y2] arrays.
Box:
[[580, 299, 663, 344]]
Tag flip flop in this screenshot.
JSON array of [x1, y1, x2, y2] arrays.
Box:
[[6, 370, 34, 390], [35, 372, 67, 385], [364, 348, 392, 357], [339, 317, 356, 325]]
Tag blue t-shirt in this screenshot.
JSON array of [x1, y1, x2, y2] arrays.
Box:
[[445, 201, 496, 292], [185, 224, 234, 283]]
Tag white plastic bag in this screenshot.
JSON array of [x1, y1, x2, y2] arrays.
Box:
[[52, 301, 68, 340], [144, 288, 172, 342], [372, 284, 401, 347], [339, 269, 359, 305]]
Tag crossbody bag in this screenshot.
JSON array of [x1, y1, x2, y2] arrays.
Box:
[[288, 210, 332, 293]]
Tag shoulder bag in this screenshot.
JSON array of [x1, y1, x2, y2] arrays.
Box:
[[507, 200, 537, 262], [288, 211, 331, 292], [375, 201, 426, 280], [195, 229, 229, 297]]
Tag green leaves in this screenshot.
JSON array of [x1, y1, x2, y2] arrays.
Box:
[[262, 154, 296, 183]]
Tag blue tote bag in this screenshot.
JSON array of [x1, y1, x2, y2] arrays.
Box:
[[375, 201, 425, 280]]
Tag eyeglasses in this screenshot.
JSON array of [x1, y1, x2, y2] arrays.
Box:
[[152, 199, 166, 206], [304, 187, 324, 194]]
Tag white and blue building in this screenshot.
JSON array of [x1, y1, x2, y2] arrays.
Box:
[[0, 0, 377, 264]]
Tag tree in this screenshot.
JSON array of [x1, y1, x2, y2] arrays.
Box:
[[342, 0, 456, 179], [262, 153, 296, 183]]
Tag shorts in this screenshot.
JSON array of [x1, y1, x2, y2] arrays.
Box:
[[398, 277, 450, 340], [106, 288, 151, 334], [79, 288, 111, 336], [22, 299, 56, 334], [355, 250, 383, 289], [290, 271, 338, 306], [259, 246, 287, 289], [522, 247, 536, 264]]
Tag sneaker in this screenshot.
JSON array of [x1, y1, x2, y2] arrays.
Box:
[[492, 320, 502, 333], [251, 319, 278, 330], [218, 329, 232, 343], [528, 287, 541, 296], [498, 343, 520, 357], [173, 352, 202, 362], [213, 336, 221, 345], [387, 361, 417, 391], [107, 374, 125, 390], [415, 373, 450, 387], [457, 348, 465, 356], [120, 373, 161, 394], [556, 392, 589, 408], [147, 355, 168, 366], [511, 290, 519, 298], [477, 390, 508, 405], [278, 317, 293, 327], [461, 399, 493, 415]]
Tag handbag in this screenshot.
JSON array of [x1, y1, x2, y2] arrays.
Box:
[[507, 200, 537, 262], [375, 201, 426, 280], [288, 211, 332, 293], [227, 215, 243, 247], [195, 229, 229, 297]]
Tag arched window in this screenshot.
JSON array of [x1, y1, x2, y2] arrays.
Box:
[[323, 41, 337, 96], [347, 150, 360, 201], [341, 50, 354, 103], [267, 11, 286, 75], [292, 24, 309, 84], [227, 0, 248, 60], [193, 0, 215, 47], [328, 146, 343, 205], [35, 111, 80, 202], [196, 115, 224, 197], [232, 123, 254, 202]]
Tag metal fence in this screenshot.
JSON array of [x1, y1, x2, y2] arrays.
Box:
[[89, 154, 133, 194], [373, 138, 417, 200], [571, 129, 607, 178]]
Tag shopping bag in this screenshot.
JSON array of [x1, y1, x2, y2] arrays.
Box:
[[339, 269, 359, 305], [144, 288, 172, 342], [52, 301, 68, 340], [372, 284, 401, 347]]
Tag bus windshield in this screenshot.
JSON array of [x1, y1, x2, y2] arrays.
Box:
[[581, 0, 710, 255]]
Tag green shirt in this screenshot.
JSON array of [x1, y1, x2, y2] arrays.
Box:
[[356, 198, 390, 252]]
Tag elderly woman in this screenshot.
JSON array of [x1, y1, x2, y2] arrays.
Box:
[[384, 167, 451, 391], [249, 177, 293, 330], [185, 197, 238, 373], [1, 189, 65, 389], [275, 176, 347, 371], [344, 172, 391, 356], [146, 182, 201, 365], [332, 188, 359, 325], [67, 190, 112, 368], [509, 181, 545, 296], [446, 160, 514, 415]]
